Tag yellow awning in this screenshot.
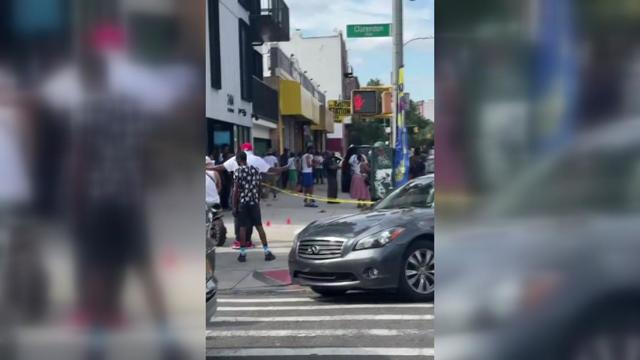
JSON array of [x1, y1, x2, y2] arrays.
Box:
[[279, 79, 320, 125], [312, 105, 334, 133]]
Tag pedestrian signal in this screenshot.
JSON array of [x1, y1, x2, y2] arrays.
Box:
[[351, 90, 379, 115]]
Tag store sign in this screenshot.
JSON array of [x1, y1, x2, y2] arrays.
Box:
[[328, 100, 351, 123]]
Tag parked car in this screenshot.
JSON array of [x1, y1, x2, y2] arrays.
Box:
[[438, 120, 640, 360], [289, 175, 435, 301]]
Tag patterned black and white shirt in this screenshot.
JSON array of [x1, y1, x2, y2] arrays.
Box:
[[233, 165, 262, 205]]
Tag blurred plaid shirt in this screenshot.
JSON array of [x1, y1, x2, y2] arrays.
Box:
[[72, 93, 149, 207]]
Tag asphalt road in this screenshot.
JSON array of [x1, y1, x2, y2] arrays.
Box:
[[208, 183, 433, 359], [206, 288, 434, 359]]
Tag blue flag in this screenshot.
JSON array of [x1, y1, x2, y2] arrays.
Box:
[[393, 68, 410, 187]]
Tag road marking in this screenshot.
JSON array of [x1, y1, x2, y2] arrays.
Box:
[[217, 298, 315, 303], [211, 314, 434, 322], [217, 303, 434, 311], [207, 347, 434, 357], [216, 247, 291, 254], [206, 328, 431, 338]]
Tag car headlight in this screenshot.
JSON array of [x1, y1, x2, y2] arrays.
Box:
[[354, 227, 405, 250]]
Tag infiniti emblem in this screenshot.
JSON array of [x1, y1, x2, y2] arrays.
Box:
[[307, 245, 320, 255]]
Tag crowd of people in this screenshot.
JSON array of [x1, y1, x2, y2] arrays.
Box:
[[208, 145, 340, 209], [207, 143, 432, 212], [205, 142, 432, 262]]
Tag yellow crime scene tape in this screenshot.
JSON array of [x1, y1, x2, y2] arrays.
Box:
[[261, 183, 376, 205]]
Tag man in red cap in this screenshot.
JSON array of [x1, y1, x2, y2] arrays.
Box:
[[207, 143, 287, 249], [232, 151, 275, 262]]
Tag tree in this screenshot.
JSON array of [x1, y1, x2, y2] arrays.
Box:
[[405, 100, 434, 149], [348, 118, 387, 146], [367, 78, 383, 86]]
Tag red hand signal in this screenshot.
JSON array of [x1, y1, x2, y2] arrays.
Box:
[[354, 94, 365, 112]]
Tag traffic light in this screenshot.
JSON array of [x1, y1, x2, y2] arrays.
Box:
[[381, 91, 393, 114], [351, 90, 379, 115]]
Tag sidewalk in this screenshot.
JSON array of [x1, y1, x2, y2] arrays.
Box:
[[215, 182, 360, 293]]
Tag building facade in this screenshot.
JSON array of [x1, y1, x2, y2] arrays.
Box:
[[416, 99, 435, 122], [205, 0, 288, 156], [276, 31, 358, 155], [262, 44, 330, 154]]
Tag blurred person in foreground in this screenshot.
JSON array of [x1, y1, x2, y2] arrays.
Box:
[[46, 33, 186, 359], [232, 151, 276, 263]]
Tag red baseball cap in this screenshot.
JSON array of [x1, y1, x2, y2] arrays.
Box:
[[240, 143, 253, 151], [90, 23, 127, 52]]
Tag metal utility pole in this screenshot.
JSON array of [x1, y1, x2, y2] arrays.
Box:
[[391, 0, 410, 187], [391, 0, 403, 147]]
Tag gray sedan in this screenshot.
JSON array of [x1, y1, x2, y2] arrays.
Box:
[[288, 175, 435, 301]]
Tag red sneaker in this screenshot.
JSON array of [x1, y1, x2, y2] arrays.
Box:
[[232, 241, 255, 249]]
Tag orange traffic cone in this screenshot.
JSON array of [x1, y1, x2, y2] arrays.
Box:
[[266, 220, 272, 227], [286, 217, 292, 225]]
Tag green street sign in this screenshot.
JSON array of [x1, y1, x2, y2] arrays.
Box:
[[346, 23, 391, 38]]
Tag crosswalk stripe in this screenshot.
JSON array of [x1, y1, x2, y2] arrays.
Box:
[[217, 303, 433, 311], [211, 314, 434, 322], [206, 328, 431, 337], [216, 247, 291, 254], [207, 347, 434, 357], [217, 298, 315, 303]]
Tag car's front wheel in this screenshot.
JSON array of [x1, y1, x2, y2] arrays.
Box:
[[398, 239, 434, 301], [310, 287, 347, 297]]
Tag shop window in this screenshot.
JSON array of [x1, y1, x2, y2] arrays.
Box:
[[208, 0, 221, 89]]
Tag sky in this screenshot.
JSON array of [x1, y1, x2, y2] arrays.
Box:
[[286, 0, 434, 102]]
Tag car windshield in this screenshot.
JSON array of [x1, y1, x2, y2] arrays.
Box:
[[375, 178, 434, 210]]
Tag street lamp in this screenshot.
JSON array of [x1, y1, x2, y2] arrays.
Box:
[[403, 36, 434, 47]]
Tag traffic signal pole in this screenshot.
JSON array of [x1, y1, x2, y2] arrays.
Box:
[[391, 0, 403, 148], [391, 0, 410, 186]]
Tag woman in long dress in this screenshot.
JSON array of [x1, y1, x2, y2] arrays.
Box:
[[349, 154, 371, 208]]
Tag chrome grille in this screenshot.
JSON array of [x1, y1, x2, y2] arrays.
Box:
[[297, 238, 345, 260]]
